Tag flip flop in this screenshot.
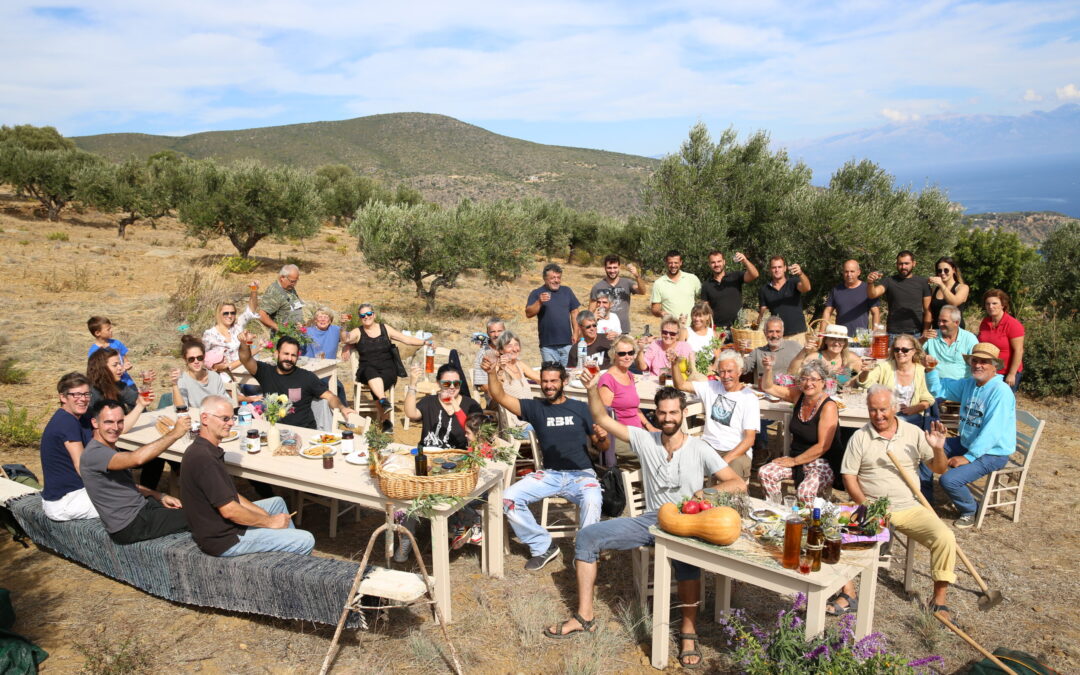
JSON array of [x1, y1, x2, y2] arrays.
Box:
[[826, 592, 858, 616], [543, 612, 596, 639], [677, 632, 703, 669]]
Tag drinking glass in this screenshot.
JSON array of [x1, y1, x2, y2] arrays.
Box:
[[783, 495, 797, 512]]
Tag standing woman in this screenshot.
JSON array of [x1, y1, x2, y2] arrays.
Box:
[[928, 257, 969, 327], [598, 336, 656, 465], [202, 281, 262, 372], [978, 289, 1024, 390], [857, 334, 936, 427], [344, 303, 428, 433]]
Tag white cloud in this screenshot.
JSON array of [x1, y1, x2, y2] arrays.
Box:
[[1023, 89, 1043, 101], [1057, 83, 1080, 100], [881, 108, 920, 123]]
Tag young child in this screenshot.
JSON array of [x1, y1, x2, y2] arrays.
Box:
[[87, 316, 136, 388]]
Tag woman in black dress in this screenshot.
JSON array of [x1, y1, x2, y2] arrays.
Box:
[[928, 257, 970, 327]]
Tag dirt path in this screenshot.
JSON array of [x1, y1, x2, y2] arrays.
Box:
[[1, 196, 1077, 673]]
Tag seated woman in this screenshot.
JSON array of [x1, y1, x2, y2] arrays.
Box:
[[343, 303, 428, 433], [303, 306, 348, 403], [597, 335, 656, 465], [202, 283, 262, 373], [757, 360, 841, 503], [637, 316, 693, 377], [858, 333, 935, 427], [170, 336, 229, 408], [490, 330, 540, 430], [682, 301, 717, 354], [87, 347, 162, 489], [787, 324, 864, 387]]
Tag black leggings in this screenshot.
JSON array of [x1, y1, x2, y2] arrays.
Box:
[[110, 499, 189, 544]]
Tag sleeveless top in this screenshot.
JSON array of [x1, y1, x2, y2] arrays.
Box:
[[789, 393, 843, 479], [930, 281, 965, 329], [355, 323, 396, 376]]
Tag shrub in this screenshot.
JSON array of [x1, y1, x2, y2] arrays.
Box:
[[165, 269, 237, 330], [1020, 308, 1080, 398], [0, 338, 28, 384], [74, 635, 154, 674], [0, 402, 42, 447], [46, 230, 68, 241], [325, 234, 338, 244], [219, 255, 261, 274]]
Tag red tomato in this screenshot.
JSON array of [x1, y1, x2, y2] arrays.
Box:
[[681, 501, 702, 514], [698, 501, 714, 510]]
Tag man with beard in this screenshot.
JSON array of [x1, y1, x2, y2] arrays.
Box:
[[744, 316, 802, 386], [650, 250, 701, 324], [867, 250, 932, 341], [238, 333, 355, 429], [481, 358, 609, 571], [672, 350, 760, 481], [589, 254, 644, 334], [40, 373, 98, 520], [700, 250, 759, 336], [542, 370, 744, 670]]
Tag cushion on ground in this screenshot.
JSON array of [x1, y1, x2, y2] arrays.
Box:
[[5, 492, 361, 627]]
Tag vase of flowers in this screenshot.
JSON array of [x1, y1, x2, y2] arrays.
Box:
[[274, 322, 314, 349], [261, 393, 294, 453]]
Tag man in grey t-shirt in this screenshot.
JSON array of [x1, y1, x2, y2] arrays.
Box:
[[590, 254, 644, 334], [80, 400, 191, 544], [744, 316, 803, 384], [543, 370, 744, 668]]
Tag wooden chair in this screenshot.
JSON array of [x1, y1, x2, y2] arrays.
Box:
[[529, 429, 581, 540], [349, 351, 395, 430], [969, 409, 1045, 528]]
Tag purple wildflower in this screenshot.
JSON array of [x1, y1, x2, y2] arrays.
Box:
[[804, 643, 831, 660], [791, 615, 803, 629], [792, 592, 807, 611], [837, 612, 856, 646], [908, 654, 945, 671], [852, 632, 887, 659]]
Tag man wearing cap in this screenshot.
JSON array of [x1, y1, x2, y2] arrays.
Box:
[[822, 260, 880, 336], [919, 342, 1016, 528]]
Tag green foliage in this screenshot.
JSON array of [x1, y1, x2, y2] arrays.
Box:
[[1019, 308, 1080, 398], [324, 234, 338, 244], [314, 164, 390, 225], [0, 124, 75, 151], [0, 402, 42, 447], [219, 255, 261, 274], [0, 337, 28, 384], [46, 231, 69, 241], [953, 228, 1040, 302], [165, 269, 237, 329], [0, 143, 102, 220], [177, 159, 322, 258], [1037, 221, 1080, 312], [75, 154, 190, 238]]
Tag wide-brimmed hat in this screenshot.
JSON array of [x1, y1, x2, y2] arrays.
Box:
[[203, 349, 225, 369], [818, 324, 850, 341], [963, 342, 1005, 370]]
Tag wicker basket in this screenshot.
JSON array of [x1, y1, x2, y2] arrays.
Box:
[[731, 327, 765, 351], [806, 318, 827, 342], [375, 450, 479, 500]]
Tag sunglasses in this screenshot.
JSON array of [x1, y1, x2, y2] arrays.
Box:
[[615, 350, 635, 357], [221, 311, 236, 316], [935, 268, 950, 274], [660, 330, 678, 337], [438, 380, 462, 389], [186, 355, 205, 363], [581, 323, 597, 329], [892, 347, 913, 354], [358, 311, 374, 318]]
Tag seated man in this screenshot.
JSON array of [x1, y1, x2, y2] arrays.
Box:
[[672, 350, 759, 480], [471, 317, 506, 403], [921, 305, 978, 380], [237, 333, 355, 429], [181, 395, 315, 557], [80, 400, 192, 544], [833, 386, 956, 619], [566, 310, 612, 369], [482, 358, 608, 571], [544, 370, 745, 669], [920, 343, 1016, 528], [40, 373, 97, 521]]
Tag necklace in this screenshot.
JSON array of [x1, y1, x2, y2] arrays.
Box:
[[798, 395, 825, 423]]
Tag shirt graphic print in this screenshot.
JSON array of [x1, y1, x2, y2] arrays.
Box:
[[710, 395, 736, 428]]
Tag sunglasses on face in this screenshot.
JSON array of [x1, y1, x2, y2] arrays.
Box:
[[186, 355, 205, 363], [660, 330, 678, 337], [581, 323, 596, 329], [358, 311, 374, 318], [892, 347, 913, 354], [936, 268, 950, 274], [615, 350, 635, 357], [438, 380, 462, 389], [221, 311, 236, 316]]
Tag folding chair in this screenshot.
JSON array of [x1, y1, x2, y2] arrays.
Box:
[[349, 351, 395, 430]]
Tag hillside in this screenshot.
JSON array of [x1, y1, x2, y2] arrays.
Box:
[[962, 210, 1077, 246], [72, 113, 658, 215]]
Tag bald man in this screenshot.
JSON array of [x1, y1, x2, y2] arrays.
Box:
[[822, 259, 880, 335]]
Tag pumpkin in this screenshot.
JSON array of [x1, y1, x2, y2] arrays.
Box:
[[658, 502, 741, 546]]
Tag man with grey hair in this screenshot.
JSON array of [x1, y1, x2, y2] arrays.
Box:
[[566, 310, 612, 369], [259, 264, 304, 335], [526, 262, 581, 366], [472, 317, 506, 399], [673, 349, 760, 480], [744, 316, 802, 386], [831, 385, 955, 619], [921, 305, 978, 380]]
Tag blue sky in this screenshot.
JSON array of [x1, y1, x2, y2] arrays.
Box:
[[2, 1, 1078, 157]]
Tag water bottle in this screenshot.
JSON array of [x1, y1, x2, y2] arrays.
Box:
[[577, 337, 587, 368], [237, 402, 253, 427]]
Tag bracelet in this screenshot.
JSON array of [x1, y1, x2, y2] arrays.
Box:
[[406, 386, 417, 394]]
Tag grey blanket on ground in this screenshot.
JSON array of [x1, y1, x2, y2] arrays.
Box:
[[8, 493, 360, 627]]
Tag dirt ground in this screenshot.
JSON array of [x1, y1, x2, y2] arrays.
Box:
[[1, 193, 1078, 674]]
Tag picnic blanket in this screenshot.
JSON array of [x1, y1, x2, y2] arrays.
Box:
[[5, 492, 361, 627]]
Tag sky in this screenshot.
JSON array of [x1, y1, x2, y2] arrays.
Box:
[[1, 1, 1079, 157]]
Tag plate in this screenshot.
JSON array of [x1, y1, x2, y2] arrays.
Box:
[[221, 431, 240, 442], [313, 433, 341, 446], [301, 445, 336, 458], [344, 451, 369, 465], [749, 507, 784, 523]]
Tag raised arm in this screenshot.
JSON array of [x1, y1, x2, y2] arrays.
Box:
[[670, 357, 697, 394], [480, 356, 522, 418], [582, 370, 630, 444], [402, 365, 424, 422], [737, 253, 759, 283], [385, 325, 425, 346], [105, 416, 190, 471], [236, 332, 259, 376], [760, 358, 798, 403], [626, 263, 646, 295], [866, 271, 886, 300]]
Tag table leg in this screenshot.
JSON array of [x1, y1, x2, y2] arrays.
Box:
[[854, 556, 879, 638], [804, 586, 828, 638], [713, 574, 732, 623], [328, 369, 338, 395], [650, 541, 672, 670], [430, 515, 452, 623], [485, 480, 504, 579]]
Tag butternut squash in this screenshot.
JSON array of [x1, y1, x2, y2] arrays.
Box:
[[658, 503, 741, 545]]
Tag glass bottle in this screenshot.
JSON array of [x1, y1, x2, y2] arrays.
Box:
[[782, 506, 803, 570]]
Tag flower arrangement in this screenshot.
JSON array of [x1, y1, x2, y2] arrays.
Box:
[[273, 321, 313, 348], [718, 594, 942, 674], [259, 393, 294, 425]]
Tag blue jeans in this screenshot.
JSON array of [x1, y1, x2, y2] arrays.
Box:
[[540, 344, 572, 367], [219, 497, 315, 557], [320, 375, 348, 405], [503, 469, 602, 556], [576, 511, 699, 581], [918, 437, 1010, 517]]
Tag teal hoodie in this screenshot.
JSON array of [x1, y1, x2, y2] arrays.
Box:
[[926, 369, 1015, 462]]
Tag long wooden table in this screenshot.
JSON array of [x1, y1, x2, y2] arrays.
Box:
[[230, 356, 340, 391], [117, 409, 506, 622], [756, 390, 871, 453]]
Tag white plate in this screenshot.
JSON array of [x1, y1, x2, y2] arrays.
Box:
[[749, 507, 785, 522], [309, 434, 341, 446], [344, 452, 368, 466], [221, 431, 240, 442], [300, 445, 336, 459]]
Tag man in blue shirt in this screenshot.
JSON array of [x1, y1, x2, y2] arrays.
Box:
[[821, 260, 880, 335], [525, 263, 581, 366], [40, 373, 97, 521], [920, 342, 1016, 528], [482, 358, 608, 571], [921, 305, 978, 380]]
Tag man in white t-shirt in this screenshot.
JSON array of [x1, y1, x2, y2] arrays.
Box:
[[542, 369, 744, 669], [672, 349, 760, 480]]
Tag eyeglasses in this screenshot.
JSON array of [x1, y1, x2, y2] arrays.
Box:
[[438, 380, 462, 389], [660, 330, 678, 337], [206, 413, 237, 424], [221, 311, 236, 316], [892, 347, 914, 354], [358, 311, 374, 318], [615, 350, 635, 357], [64, 391, 92, 398], [186, 355, 205, 363], [935, 268, 950, 274], [798, 376, 823, 383]]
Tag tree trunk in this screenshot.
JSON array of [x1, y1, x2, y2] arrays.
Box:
[[118, 212, 138, 239], [45, 197, 64, 221], [229, 231, 265, 258]]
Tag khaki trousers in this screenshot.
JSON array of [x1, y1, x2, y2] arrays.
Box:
[[720, 450, 751, 482], [890, 505, 958, 584]]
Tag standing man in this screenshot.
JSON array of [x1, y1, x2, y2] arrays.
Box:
[[80, 400, 192, 544], [237, 333, 356, 429], [700, 251, 759, 335], [758, 256, 811, 344], [471, 317, 506, 401], [39, 373, 97, 521], [650, 250, 701, 325], [526, 263, 581, 367], [672, 350, 760, 481], [259, 264, 304, 334], [482, 358, 608, 571], [181, 396, 315, 556], [921, 306, 978, 380], [543, 370, 744, 669], [590, 255, 644, 334], [867, 251, 931, 342], [822, 260, 881, 335], [920, 343, 1016, 528]]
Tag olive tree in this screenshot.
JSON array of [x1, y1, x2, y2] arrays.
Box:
[[76, 154, 190, 238], [0, 143, 101, 220], [314, 164, 389, 226], [953, 227, 1040, 304], [0, 124, 74, 151], [1036, 221, 1080, 312], [178, 159, 321, 258]]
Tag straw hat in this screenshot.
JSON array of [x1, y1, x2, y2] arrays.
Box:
[[818, 324, 850, 341], [963, 342, 1005, 370]]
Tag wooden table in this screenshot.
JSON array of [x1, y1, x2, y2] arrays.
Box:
[[527, 372, 705, 418], [649, 517, 880, 669], [117, 410, 506, 623], [230, 356, 340, 391]]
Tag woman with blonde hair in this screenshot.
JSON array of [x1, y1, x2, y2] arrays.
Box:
[[787, 324, 864, 385], [598, 335, 656, 465], [490, 330, 540, 429], [858, 334, 935, 427], [682, 301, 716, 353], [201, 281, 261, 372]]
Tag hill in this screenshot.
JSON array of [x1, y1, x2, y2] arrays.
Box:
[[963, 211, 1078, 247], [72, 113, 658, 215]]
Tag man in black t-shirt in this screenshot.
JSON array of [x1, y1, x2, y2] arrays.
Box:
[[700, 250, 759, 333], [237, 334, 355, 429], [867, 250, 931, 340], [482, 358, 609, 572], [758, 256, 811, 343]]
